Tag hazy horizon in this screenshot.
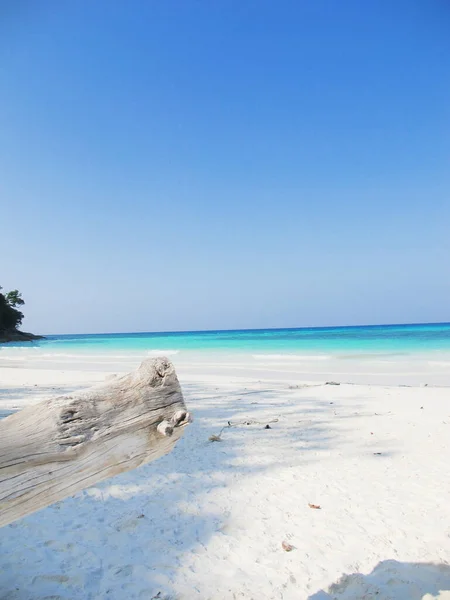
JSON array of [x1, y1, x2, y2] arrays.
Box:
[[35, 320, 450, 338]]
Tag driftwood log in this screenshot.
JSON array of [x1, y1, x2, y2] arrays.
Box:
[[0, 357, 191, 527]]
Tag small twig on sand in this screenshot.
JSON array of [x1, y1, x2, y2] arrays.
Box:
[[209, 418, 279, 442]]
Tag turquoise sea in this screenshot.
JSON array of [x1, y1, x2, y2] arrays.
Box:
[[2, 323, 450, 385], [3, 322, 450, 357]]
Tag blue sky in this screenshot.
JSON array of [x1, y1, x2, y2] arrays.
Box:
[[1, 1, 449, 334]]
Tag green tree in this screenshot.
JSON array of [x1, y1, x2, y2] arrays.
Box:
[[5, 289, 25, 307], [0, 287, 25, 332]]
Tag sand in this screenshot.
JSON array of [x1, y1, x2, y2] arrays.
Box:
[[0, 357, 450, 599]]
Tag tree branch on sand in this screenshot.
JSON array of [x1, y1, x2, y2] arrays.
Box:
[[0, 357, 191, 527]]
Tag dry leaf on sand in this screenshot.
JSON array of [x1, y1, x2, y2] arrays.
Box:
[[282, 541, 294, 552]]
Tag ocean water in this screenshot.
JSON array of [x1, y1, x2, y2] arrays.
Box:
[[2, 323, 450, 384], [2, 322, 450, 359]]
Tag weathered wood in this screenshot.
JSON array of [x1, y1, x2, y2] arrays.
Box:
[[0, 357, 191, 527]]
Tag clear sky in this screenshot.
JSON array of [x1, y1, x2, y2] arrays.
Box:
[[1, 1, 449, 334]]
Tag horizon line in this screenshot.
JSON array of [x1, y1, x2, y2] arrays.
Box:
[[40, 320, 450, 337]]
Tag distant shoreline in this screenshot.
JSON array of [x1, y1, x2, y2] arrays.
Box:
[[0, 330, 44, 344]]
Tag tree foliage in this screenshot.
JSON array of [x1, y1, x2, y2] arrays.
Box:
[[5, 290, 24, 307], [0, 286, 25, 332]]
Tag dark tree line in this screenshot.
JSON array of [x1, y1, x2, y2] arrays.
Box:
[[0, 287, 25, 333]]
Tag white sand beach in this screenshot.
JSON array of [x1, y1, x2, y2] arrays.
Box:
[[1, 355, 450, 599]]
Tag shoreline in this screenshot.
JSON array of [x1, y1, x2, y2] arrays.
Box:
[[2, 348, 450, 388], [0, 330, 44, 344]]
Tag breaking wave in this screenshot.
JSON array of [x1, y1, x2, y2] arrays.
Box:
[[252, 354, 331, 361]]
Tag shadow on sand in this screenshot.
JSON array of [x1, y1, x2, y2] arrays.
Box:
[[0, 377, 395, 599], [308, 559, 450, 599]]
